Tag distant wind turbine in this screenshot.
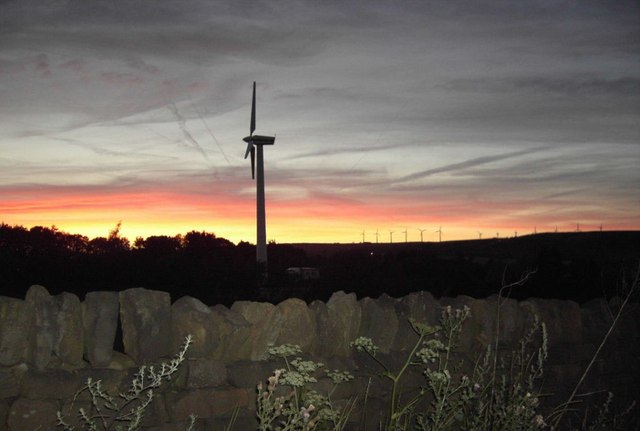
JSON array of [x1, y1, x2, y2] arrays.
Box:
[[478, 231, 483, 240], [242, 82, 275, 268], [375, 229, 379, 244], [389, 231, 395, 243], [403, 228, 408, 243], [435, 226, 442, 243], [361, 230, 365, 243], [419, 228, 427, 242]]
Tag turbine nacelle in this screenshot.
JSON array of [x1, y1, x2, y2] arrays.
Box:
[[242, 81, 275, 180]]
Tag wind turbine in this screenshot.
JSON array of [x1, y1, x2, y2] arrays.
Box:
[[403, 227, 408, 243], [477, 231, 483, 240], [375, 229, 380, 244], [242, 82, 275, 267], [435, 226, 442, 243], [361, 230, 365, 243], [419, 228, 427, 242], [389, 231, 395, 243]]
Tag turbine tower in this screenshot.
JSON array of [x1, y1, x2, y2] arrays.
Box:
[[435, 226, 442, 243], [419, 228, 427, 242], [242, 82, 275, 267]]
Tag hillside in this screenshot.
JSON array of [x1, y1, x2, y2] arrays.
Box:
[[1, 224, 638, 305], [288, 231, 640, 303]]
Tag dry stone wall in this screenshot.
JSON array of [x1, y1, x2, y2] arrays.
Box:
[[0, 285, 638, 430]]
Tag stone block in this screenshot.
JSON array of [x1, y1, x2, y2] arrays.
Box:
[[227, 360, 277, 390], [465, 297, 497, 350], [75, 367, 130, 395], [209, 304, 251, 360], [53, 292, 84, 366], [313, 291, 361, 357], [145, 421, 205, 431], [0, 366, 21, 398], [119, 288, 172, 363], [230, 301, 282, 360], [393, 290, 439, 351], [358, 296, 399, 353], [0, 399, 7, 431], [527, 298, 582, 346], [613, 301, 640, 346], [8, 398, 58, 431], [0, 297, 34, 366], [494, 296, 523, 346], [82, 291, 119, 367], [274, 297, 318, 354], [581, 298, 611, 343], [105, 351, 138, 370], [20, 368, 80, 400], [172, 296, 218, 358], [25, 285, 57, 370], [171, 388, 249, 421], [185, 358, 228, 388], [143, 393, 171, 427], [209, 388, 250, 416], [207, 410, 257, 431]]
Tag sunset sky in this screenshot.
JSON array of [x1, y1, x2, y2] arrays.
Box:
[[1, 0, 639, 244]]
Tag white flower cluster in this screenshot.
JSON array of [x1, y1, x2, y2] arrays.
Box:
[[351, 336, 379, 356], [326, 369, 354, 385], [267, 343, 302, 358], [416, 339, 446, 364]]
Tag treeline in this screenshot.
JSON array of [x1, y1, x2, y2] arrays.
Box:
[[1, 223, 637, 304], [0, 223, 264, 305]]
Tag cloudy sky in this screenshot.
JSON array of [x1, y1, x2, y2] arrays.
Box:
[[1, 0, 639, 243]]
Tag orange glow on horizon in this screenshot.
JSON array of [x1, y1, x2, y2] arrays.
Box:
[[2, 188, 638, 245]]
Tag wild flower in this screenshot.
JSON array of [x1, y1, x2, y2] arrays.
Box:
[[258, 344, 355, 431], [351, 336, 379, 356], [326, 369, 354, 385], [56, 335, 194, 431], [416, 339, 446, 364]]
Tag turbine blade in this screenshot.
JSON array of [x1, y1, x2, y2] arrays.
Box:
[[251, 146, 255, 180], [250, 81, 256, 136], [244, 142, 253, 159]]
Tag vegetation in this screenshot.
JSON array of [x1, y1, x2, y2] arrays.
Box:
[[57, 336, 195, 431], [2, 223, 638, 305], [257, 344, 356, 431], [260, 302, 637, 430], [55, 277, 638, 431], [255, 265, 638, 430]]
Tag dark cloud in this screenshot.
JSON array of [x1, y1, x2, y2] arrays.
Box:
[[443, 75, 640, 97], [1, 0, 638, 238]]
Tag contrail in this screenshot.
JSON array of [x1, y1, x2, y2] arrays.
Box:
[[187, 93, 232, 167], [397, 146, 552, 183], [167, 103, 211, 162]]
